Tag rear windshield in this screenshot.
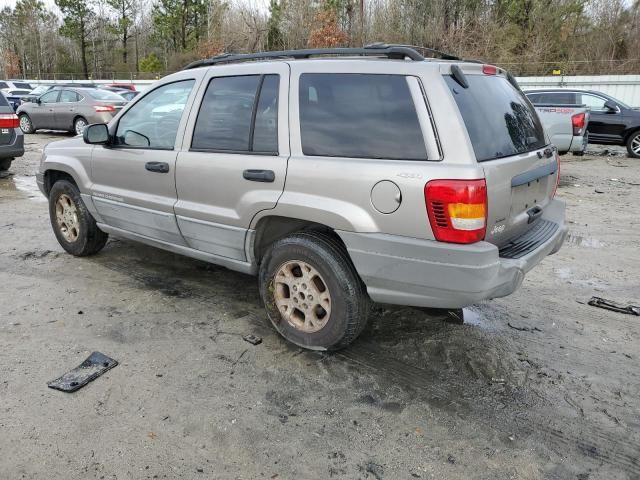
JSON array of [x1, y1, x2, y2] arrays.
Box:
[[13, 82, 32, 89], [445, 75, 546, 162], [0, 94, 10, 107], [89, 90, 125, 101]]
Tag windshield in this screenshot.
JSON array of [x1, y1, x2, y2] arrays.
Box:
[[30, 86, 48, 95], [13, 82, 32, 89], [89, 90, 126, 101], [445, 74, 547, 162]]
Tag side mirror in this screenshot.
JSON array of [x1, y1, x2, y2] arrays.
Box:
[[36, 97, 41, 104], [604, 100, 618, 112], [83, 123, 110, 144]]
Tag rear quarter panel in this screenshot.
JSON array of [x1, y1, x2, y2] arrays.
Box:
[[253, 61, 483, 240]]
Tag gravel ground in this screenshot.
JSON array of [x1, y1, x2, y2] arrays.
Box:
[[0, 133, 639, 480]]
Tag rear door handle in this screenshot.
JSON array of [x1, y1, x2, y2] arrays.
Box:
[[145, 161, 170, 173], [243, 169, 275, 182]]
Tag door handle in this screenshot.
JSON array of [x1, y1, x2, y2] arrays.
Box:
[[145, 161, 170, 173], [243, 169, 275, 182]]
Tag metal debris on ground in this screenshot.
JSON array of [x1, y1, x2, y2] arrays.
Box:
[[47, 352, 118, 392], [588, 296, 639, 316], [507, 322, 542, 332], [242, 334, 262, 345]]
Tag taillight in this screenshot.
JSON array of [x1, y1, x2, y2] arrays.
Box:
[[571, 112, 585, 136], [0, 113, 19, 128], [553, 151, 560, 198], [482, 65, 497, 75], [94, 105, 116, 113], [425, 179, 488, 244]]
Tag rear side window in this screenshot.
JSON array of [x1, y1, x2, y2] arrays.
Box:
[[191, 74, 279, 154], [299, 74, 427, 160], [527, 91, 577, 105], [445, 75, 546, 162]]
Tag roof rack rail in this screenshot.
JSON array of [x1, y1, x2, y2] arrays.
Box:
[[367, 43, 461, 61], [184, 44, 425, 70]]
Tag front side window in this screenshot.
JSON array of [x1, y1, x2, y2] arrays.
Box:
[[580, 94, 609, 111], [115, 80, 195, 149], [40, 91, 59, 103], [299, 73, 427, 160], [191, 74, 279, 153]]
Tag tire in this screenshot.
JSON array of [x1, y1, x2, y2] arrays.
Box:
[[48, 179, 108, 256], [0, 158, 12, 171], [259, 231, 370, 351], [19, 114, 35, 134], [626, 131, 640, 159], [73, 117, 88, 136]]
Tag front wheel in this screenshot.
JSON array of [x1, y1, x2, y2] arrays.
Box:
[[49, 179, 108, 256], [627, 131, 640, 158], [259, 232, 370, 351]]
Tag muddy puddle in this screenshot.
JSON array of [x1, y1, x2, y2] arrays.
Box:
[[0, 175, 45, 202], [565, 232, 605, 248]]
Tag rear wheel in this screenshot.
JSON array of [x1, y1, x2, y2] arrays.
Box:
[[0, 159, 12, 171], [49, 179, 108, 256], [19, 114, 34, 134], [259, 232, 370, 351], [626, 131, 640, 158], [73, 117, 88, 136]]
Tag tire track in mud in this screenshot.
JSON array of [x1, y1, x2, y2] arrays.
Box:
[[337, 340, 640, 478]]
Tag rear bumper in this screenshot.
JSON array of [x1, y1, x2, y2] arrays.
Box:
[[0, 129, 25, 159], [338, 199, 567, 309]]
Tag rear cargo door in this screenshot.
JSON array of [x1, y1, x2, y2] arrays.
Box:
[[445, 73, 558, 247]]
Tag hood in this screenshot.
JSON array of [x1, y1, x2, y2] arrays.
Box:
[[45, 135, 87, 151]]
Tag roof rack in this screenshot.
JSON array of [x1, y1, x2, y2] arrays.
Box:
[[184, 44, 427, 70]]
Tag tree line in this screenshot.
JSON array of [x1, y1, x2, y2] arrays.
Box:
[[1, 0, 639, 80]]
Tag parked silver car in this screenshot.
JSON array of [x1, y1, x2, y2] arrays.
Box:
[[36, 46, 567, 351], [17, 88, 127, 135]]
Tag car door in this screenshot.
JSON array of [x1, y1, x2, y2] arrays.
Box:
[[55, 89, 81, 131], [174, 63, 289, 261], [30, 90, 59, 129], [580, 93, 625, 143], [90, 76, 200, 244]]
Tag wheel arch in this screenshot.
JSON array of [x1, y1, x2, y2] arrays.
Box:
[[624, 127, 640, 144], [250, 215, 348, 266], [43, 169, 79, 197]]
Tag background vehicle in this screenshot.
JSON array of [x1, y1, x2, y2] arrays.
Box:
[[0, 93, 24, 172], [17, 87, 127, 135], [524, 97, 590, 155], [0, 80, 33, 92], [526, 89, 640, 158], [2, 89, 32, 111], [36, 46, 566, 350], [107, 83, 136, 91], [21, 84, 100, 104]]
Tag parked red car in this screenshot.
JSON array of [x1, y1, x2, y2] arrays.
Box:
[[106, 83, 136, 91]]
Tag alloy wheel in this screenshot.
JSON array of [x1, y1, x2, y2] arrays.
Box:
[[55, 194, 80, 242], [273, 260, 332, 333]]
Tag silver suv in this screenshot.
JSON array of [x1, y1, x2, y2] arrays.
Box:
[[36, 46, 567, 351]]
